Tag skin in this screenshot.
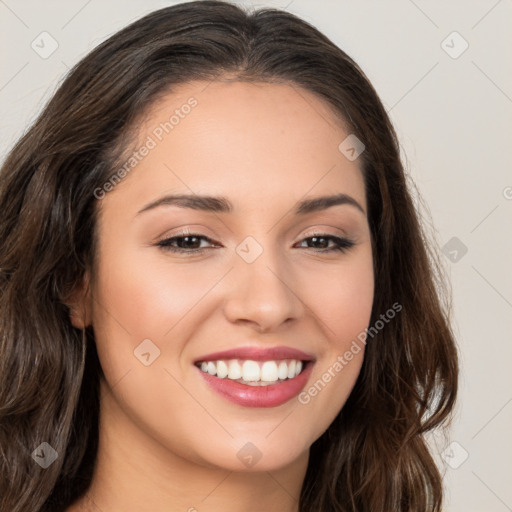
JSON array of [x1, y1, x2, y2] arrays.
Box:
[[66, 79, 374, 512]]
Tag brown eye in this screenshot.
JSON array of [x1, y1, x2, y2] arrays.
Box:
[[156, 234, 217, 253], [297, 235, 355, 253]]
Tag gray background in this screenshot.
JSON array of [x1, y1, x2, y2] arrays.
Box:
[[1, 1, 511, 510]]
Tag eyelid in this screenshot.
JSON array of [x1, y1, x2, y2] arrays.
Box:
[[154, 225, 214, 242]]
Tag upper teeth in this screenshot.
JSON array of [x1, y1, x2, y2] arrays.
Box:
[[198, 359, 303, 383]]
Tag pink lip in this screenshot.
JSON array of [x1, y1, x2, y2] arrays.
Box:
[[196, 361, 314, 408], [194, 345, 315, 363]]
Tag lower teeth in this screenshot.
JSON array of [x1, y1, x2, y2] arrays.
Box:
[[234, 378, 288, 386]]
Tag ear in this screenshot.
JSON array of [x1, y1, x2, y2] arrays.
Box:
[[63, 272, 93, 329]]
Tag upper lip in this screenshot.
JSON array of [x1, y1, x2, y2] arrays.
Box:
[[194, 345, 316, 363]]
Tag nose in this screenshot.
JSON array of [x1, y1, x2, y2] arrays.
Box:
[[222, 247, 305, 333]]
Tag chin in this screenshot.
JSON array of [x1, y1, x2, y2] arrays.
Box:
[[188, 431, 312, 473]]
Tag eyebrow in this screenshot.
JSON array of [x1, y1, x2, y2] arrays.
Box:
[[136, 192, 366, 217]]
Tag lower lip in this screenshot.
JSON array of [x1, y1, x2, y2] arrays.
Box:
[[196, 362, 314, 408]]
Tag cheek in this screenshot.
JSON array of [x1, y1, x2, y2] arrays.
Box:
[[89, 247, 227, 459], [89, 242, 233, 394], [310, 253, 375, 343], [294, 254, 374, 437], [93, 245, 218, 339]]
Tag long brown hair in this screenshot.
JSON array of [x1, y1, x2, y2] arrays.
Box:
[[0, 2, 458, 510]]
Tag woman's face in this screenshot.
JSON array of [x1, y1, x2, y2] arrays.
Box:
[[78, 80, 374, 472]]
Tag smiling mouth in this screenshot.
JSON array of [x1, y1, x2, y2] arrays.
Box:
[[195, 358, 308, 386]]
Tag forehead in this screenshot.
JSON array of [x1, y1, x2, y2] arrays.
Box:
[[142, 79, 351, 154], [100, 79, 366, 216]]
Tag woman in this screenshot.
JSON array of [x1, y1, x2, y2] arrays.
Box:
[[0, 1, 458, 511]]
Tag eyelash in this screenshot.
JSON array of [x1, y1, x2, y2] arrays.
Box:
[[156, 232, 355, 255]]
